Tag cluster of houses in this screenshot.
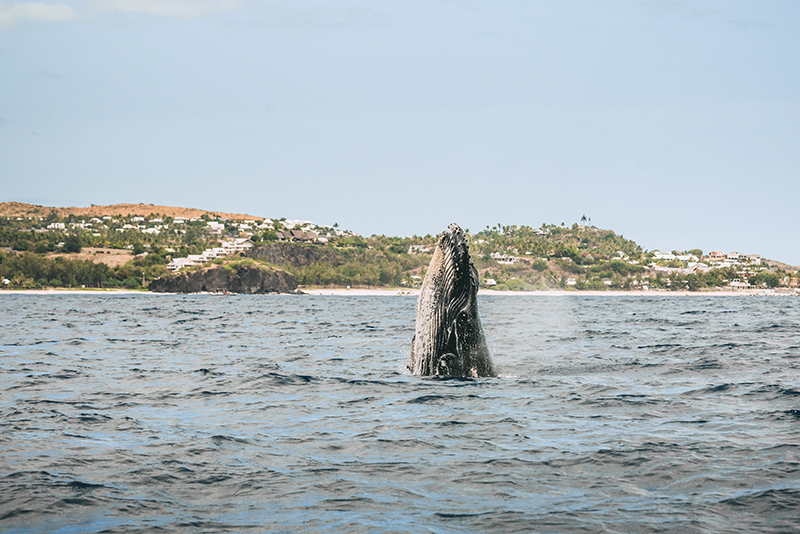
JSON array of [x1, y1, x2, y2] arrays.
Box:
[[164, 228, 337, 271], [166, 238, 255, 271], [23, 211, 358, 246], [275, 230, 327, 243], [647, 250, 765, 277], [42, 215, 219, 237]]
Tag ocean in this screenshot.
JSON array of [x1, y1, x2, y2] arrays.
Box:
[[1, 294, 799, 533]]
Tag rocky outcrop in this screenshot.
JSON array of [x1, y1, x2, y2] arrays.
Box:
[[248, 243, 337, 267], [149, 265, 298, 294]]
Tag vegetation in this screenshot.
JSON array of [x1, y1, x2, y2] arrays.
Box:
[[1, 210, 797, 292], [253, 239, 430, 288]]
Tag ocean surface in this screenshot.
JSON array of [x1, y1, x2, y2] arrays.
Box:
[[1, 294, 799, 533]]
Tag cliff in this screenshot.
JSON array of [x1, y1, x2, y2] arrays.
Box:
[[248, 243, 338, 267], [149, 264, 298, 294]]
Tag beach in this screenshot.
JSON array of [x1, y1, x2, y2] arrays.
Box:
[[298, 287, 793, 297], [0, 288, 158, 296]]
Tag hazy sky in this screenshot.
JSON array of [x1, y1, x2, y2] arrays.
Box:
[[2, 1, 799, 263]]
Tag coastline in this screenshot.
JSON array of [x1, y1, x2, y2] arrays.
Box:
[[0, 288, 159, 296], [299, 287, 795, 297], [1, 287, 794, 297]]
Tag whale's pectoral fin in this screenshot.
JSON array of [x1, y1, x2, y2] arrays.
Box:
[[434, 323, 461, 375], [445, 321, 459, 357], [408, 334, 416, 372]]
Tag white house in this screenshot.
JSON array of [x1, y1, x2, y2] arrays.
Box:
[[166, 257, 197, 271], [490, 252, 519, 264], [653, 252, 676, 261], [207, 221, 225, 234], [222, 238, 254, 253]]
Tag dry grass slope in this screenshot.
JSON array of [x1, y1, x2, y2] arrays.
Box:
[[0, 202, 263, 221]]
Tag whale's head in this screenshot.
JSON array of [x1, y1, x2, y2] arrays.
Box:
[[410, 223, 494, 377], [424, 223, 479, 316]]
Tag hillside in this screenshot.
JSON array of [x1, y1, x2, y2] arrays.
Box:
[[0, 202, 263, 221], [1, 201, 798, 292]]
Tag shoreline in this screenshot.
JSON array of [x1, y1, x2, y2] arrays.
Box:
[[0, 288, 159, 295], [300, 288, 795, 297], [1, 288, 794, 297]]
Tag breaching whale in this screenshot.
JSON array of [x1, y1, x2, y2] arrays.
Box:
[[408, 223, 495, 377]]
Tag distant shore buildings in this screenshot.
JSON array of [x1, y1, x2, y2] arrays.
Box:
[[166, 238, 255, 271]]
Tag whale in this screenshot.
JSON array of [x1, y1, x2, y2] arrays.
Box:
[[408, 223, 495, 377]]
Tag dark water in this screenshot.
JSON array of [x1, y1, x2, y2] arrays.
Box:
[[1, 294, 799, 533]]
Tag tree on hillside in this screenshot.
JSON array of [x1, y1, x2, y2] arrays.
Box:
[[63, 235, 82, 253], [751, 271, 780, 288]]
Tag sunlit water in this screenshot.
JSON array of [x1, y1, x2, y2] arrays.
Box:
[[1, 294, 799, 533]]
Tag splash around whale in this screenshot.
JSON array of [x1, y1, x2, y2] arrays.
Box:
[[408, 223, 496, 377]]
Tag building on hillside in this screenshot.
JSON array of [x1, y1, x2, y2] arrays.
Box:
[[207, 221, 225, 234], [222, 238, 254, 253], [166, 257, 197, 271], [490, 252, 519, 264], [687, 262, 711, 272], [653, 252, 676, 260]]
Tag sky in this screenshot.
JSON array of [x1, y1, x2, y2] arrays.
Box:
[[1, 1, 799, 263]]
